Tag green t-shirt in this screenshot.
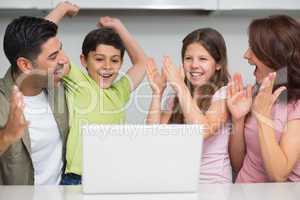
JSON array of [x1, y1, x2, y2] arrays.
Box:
[[63, 64, 131, 175]]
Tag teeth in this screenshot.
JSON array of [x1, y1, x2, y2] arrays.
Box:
[[190, 72, 202, 77], [100, 73, 113, 78]]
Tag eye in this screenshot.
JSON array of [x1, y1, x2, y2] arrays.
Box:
[[112, 59, 120, 63], [49, 55, 57, 61], [199, 57, 208, 61], [184, 56, 192, 61], [95, 58, 104, 62]]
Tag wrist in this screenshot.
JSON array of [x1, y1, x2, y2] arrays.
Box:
[[232, 117, 245, 124], [175, 82, 188, 95], [152, 92, 163, 99], [0, 128, 12, 147], [112, 23, 126, 34]]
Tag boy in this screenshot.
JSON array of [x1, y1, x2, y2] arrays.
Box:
[[48, 6, 147, 184]]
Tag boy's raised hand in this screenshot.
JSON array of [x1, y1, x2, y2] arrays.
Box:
[[98, 16, 124, 31], [56, 1, 80, 17], [146, 58, 167, 96], [45, 1, 79, 24]]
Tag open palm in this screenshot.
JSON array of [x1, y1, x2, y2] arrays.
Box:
[[146, 58, 166, 95], [226, 74, 253, 121]]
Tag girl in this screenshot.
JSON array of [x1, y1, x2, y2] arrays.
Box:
[[146, 28, 232, 183], [228, 15, 300, 182]]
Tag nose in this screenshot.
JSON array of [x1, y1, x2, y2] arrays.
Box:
[[58, 51, 69, 65], [243, 48, 251, 60], [103, 59, 113, 70], [191, 59, 200, 69]]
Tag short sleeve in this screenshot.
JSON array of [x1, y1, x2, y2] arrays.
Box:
[[62, 63, 93, 93], [111, 75, 131, 104], [162, 93, 176, 112], [211, 86, 227, 102]]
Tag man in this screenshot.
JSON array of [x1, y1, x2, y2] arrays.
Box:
[[0, 2, 79, 185]]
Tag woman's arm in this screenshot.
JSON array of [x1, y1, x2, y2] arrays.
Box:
[[253, 72, 299, 182], [226, 74, 253, 172], [229, 118, 246, 172]]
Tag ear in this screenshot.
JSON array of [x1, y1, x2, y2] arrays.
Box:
[[216, 64, 221, 71], [16, 57, 33, 74], [80, 54, 88, 69]]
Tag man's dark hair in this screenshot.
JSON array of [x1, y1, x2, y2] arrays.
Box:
[[82, 28, 125, 59], [3, 16, 58, 74]]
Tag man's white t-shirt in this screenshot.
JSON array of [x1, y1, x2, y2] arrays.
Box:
[[23, 91, 63, 185]]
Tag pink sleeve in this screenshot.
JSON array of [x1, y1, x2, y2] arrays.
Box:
[[211, 86, 227, 102], [162, 94, 175, 112], [288, 100, 300, 121]]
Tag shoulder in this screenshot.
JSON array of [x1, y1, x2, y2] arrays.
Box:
[[212, 86, 227, 102]]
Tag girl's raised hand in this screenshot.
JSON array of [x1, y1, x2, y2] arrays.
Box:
[[146, 58, 167, 95], [162, 56, 185, 93]]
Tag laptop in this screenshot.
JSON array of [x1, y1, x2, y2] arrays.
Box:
[[82, 124, 204, 194]]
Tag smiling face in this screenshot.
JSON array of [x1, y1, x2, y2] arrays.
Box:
[[81, 44, 122, 89], [183, 42, 221, 87], [244, 47, 274, 84], [19, 36, 69, 88]]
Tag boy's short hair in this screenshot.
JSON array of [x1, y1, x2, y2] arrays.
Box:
[[4, 16, 58, 74], [82, 28, 125, 59]]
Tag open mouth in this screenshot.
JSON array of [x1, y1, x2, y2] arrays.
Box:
[[54, 65, 64, 76], [98, 72, 114, 79], [190, 72, 204, 78]]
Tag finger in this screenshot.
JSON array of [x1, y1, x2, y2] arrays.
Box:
[[232, 74, 239, 94], [10, 86, 20, 109], [162, 63, 169, 80], [227, 82, 233, 99], [146, 61, 154, 81], [268, 72, 276, 92], [231, 77, 237, 96], [236, 73, 244, 92], [231, 90, 246, 102], [179, 65, 185, 79], [246, 85, 253, 98], [163, 56, 171, 73], [259, 73, 273, 92], [272, 86, 286, 104]]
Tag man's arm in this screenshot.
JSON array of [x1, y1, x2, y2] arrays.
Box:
[[45, 1, 79, 24], [99, 17, 147, 91]]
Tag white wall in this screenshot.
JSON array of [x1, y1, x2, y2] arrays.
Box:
[[0, 10, 299, 123]]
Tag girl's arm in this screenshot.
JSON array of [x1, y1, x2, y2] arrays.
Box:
[[163, 56, 227, 139], [145, 58, 167, 124]]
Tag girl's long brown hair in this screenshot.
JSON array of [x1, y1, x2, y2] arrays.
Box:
[[169, 28, 230, 124]]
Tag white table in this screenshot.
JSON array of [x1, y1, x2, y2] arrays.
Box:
[[1, 183, 299, 200]]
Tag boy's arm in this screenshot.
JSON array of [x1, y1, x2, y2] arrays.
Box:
[[45, 1, 80, 24], [99, 17, 147, 92]]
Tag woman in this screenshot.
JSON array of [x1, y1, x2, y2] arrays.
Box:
[[228, 15, 300, 182]]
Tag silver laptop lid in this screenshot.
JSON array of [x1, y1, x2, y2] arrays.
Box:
[[82, 124, 203, 194]]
